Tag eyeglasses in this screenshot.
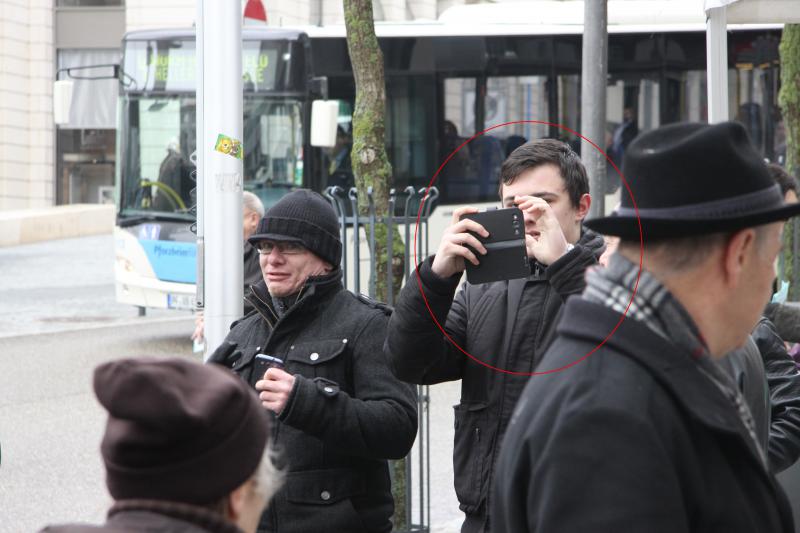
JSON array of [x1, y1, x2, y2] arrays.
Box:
[[256, 240, 306, 255]]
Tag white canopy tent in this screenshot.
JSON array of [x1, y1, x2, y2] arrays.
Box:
[[704, 0, 800, 123]]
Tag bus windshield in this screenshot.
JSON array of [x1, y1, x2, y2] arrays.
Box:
[[119, 35, 307, 220], [119, 95, 303, 218]]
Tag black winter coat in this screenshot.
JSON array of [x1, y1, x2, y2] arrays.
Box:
[[492, 298, 795, 533], [754, 317, 800, 472], [718, 336, 770, 452], [385, 229, 604, 528], [209, 271, 418, 533]]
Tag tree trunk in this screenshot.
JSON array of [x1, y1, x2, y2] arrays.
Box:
[[342, 0, 407, 529], [779, 25, 800, 299]]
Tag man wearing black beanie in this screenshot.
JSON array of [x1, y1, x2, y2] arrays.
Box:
[[41, 357, 281, 533], [209, 189, 418, 533]]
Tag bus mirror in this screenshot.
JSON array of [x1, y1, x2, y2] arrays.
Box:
[[53, 79, 75, 125], [310, 100, 339, 148], [309, 76, 329, 100]]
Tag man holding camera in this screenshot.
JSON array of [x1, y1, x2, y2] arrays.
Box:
[[209, 189, 417, 533], [384, 139, 605, 532]]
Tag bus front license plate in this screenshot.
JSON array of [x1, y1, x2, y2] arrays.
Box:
[[167, 293, 195, 310]]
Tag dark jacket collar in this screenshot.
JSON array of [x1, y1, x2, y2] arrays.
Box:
[[246, 269, 343, 326], [108, 499, 244, 533], [556, 297, 767, 470], [528, 226, 605, 277]]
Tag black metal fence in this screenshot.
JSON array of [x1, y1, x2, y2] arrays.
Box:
[[324, 185, 440, 533]]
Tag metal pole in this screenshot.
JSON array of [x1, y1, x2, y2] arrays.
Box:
[[195, 0, 205, 320], [706, 6, 729, 123], [367, 187, 377, 298], [581, 0, 608, 219], [338, 189, 349, 291], [387, 190, 396, 306], [349, 187, 360, 293], [403, 186, 414, 281], [200, 0, 243, 357]]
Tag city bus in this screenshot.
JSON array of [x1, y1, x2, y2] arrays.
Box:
[[113, 0, 785, 311]]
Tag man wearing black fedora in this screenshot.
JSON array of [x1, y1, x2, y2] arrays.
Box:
[[492, 121, 796, 532]]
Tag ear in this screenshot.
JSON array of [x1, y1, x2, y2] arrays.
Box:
[[722, 229, 756, 288], [225, 482, 249, 522], [575, 193, 591, 221]]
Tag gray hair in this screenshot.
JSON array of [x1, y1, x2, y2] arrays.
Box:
[[619, 225, 773, 275], [243, 191, 265, 218], [254, 440, 283, 506]]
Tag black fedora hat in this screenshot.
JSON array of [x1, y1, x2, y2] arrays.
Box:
[[586, 121, 800, 240]]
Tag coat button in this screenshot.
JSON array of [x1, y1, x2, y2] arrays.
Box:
[[342, 338, 348, 344], [320, 490, 331, 501], [310, 352, 319, 361]]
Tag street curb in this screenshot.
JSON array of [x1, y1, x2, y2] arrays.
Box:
[[0, 204, 114, 247], [0, 314, 194, 340]]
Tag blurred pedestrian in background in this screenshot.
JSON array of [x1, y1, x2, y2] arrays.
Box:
[[192, 191, 265, 346]]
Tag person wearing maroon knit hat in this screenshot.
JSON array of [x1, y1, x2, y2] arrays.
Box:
[[40, 357, 281, 533]]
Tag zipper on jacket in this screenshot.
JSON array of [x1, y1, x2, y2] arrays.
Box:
[[246, 290, 277, 327]]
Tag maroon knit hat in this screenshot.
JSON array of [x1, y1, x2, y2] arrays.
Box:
[[93, 357, 269, 504]]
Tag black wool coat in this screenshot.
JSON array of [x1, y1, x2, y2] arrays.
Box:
[[385, 228, 604, 527], [209, 271, 418, 533], [492, 298, 795, 533], [754, 316, 800, 473]]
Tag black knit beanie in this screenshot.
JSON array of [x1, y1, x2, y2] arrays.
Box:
[[248, 189, 342, 267], [94, 357, 269, 505]]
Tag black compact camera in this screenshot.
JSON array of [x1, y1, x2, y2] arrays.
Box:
[[460, 207, 530, 284], [253, 354, 285, 381]]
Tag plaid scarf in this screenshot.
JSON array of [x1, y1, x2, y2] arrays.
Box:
[[584, 253, 767, 468]]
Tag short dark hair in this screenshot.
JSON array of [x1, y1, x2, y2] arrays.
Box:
[[768, 163, 798, 197], [498, 139, 589, 207]]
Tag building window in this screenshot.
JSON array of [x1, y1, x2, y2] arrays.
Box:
[[56, 49, 120, 205], [56, 129, 116, 205]]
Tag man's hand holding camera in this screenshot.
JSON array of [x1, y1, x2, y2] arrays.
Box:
[[431, 206, 489, 278], [514, 195, 569, 265], [431, 198, 570, 280], [256, 368, 296, 415]]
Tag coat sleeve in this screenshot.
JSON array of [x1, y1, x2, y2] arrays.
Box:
[[277, 312, 418, 460], [492, 400, 689, 533], [754, 317, 800, 473], [545, 243, 599, 300], [383, 256, 469, 384]]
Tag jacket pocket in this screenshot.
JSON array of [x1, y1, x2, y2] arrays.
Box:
[[453, 401, 490, 514], [286, 339, 349, 385], [283, 469, 368, 532], [210, 342, 260, 385]]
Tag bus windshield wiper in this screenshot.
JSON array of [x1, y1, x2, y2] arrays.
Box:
[[118, 211, 194, 227]]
